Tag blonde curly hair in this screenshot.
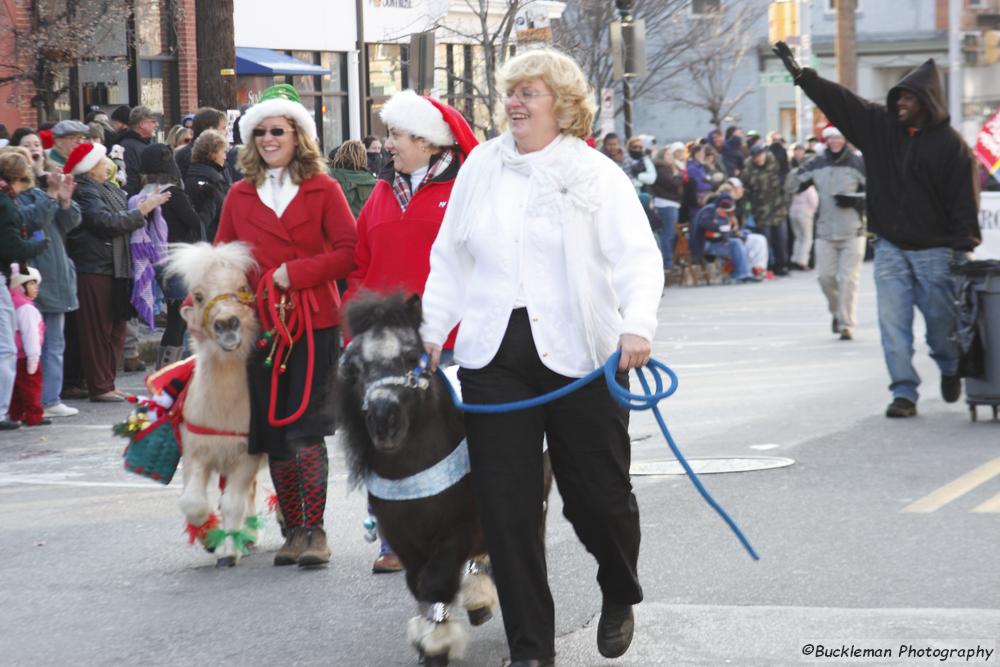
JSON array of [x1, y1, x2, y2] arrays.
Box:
[[497, 48, 596, 140]]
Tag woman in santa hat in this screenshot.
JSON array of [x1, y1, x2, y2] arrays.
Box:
[[65, 143, 170, 402], [214, 84, 357, 568], [342, 89, 478, 573]]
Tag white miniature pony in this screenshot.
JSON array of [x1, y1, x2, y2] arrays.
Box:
[[165, 242, 265, 567]]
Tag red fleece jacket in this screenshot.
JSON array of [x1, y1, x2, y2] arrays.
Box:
[[343, 177, 457, 348]]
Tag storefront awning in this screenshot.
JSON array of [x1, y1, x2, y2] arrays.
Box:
[[235, 48, 328, 76]]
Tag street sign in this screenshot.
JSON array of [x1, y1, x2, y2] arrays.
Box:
[[759, 71, 793, 86], [516, 27, 553, 44], [975, 108, 1000, 175]]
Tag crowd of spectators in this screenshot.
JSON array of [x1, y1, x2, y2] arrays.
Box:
[[0, 104, 241, 429]]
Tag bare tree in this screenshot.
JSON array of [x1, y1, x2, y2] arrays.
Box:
[[0, 0, 183, 122], [196, 0, 236, 110], [664, 4, 764, 129], [555, 0, 696, 127], [430, 0, 529, 137]]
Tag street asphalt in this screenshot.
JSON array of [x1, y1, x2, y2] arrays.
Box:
[[1, 263, 998, 666]]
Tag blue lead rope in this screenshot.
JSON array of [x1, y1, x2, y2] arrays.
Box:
[[433, 350, 760, 561]]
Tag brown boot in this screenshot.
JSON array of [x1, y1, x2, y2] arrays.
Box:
[[297, 527, 331, 567], [273, 527, 308, 566], [372, 552, 404, 573]]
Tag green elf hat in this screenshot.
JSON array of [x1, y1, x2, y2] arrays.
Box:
[[239, 83, 317, 142]]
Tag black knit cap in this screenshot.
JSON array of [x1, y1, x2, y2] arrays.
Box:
[[111, 105, 131, 125], [140, 142, 182, 181]]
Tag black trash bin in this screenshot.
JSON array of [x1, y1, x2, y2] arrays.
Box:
[[954, 260, 1000, 421]]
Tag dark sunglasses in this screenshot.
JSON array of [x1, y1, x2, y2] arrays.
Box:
[[252, 127, 294, 138]]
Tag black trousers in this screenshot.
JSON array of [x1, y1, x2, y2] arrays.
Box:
[[763, 219, 790, 271], [458, 309, 643, 662]]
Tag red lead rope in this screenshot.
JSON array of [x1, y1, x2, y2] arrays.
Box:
[[256, 269, 317, 427]]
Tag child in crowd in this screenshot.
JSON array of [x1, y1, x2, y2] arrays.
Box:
[[9, 265, 47, 426]]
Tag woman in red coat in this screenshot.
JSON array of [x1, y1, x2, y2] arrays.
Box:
[[342, 90, 477, 573], [215, 84, 357, 568]]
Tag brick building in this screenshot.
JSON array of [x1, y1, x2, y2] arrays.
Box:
[[0, 0, 199, 132]]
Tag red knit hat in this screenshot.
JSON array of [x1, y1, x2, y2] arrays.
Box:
[[38, 129, 54, 150], [63, 142, 107, 175]]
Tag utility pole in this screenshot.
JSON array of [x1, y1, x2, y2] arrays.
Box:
[[355, 0, 369, 138], [795, 0, 813, 142], [948, 0, 962, 131], [834, 0, 857, 91], [616, 0, 634, 138], [195, 0, 237, 110], [611, 0, 645, 139]]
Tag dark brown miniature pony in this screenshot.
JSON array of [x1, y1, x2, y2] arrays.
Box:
[[338, 293, 551, 666]]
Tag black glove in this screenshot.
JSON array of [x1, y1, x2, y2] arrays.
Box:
[[772, 41, 802, 80], [834, 194, 856, 208], [24, 237, 50, 259]]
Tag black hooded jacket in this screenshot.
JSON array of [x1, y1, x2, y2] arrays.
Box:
[[797, 59, 980, 251]]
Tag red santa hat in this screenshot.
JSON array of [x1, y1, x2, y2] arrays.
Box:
[[380, 90, 478, 157], [63, 142, 107, 176]]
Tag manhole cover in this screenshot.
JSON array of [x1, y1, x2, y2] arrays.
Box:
[[630, 456, 795, 476]]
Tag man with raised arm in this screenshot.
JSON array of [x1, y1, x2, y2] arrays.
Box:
[[773, 42, 980, 418]]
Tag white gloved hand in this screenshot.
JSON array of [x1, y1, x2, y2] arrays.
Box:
[[27, 357, 40, 375]]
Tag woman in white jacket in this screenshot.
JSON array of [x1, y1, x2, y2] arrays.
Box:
[[420, 48, 663, 666]]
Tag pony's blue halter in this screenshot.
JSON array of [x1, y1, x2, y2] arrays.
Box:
[[432, 351, 760, 561]]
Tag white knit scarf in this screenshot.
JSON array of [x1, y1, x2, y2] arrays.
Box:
[[449, 131, 612, 367]]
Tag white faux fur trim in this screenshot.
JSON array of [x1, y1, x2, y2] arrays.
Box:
[[407, 616, 467, 658], [239, 98, 317, 141], [70, 143, 107, 175], [380, 89, 454, 148], [461, 571, 499, 613]]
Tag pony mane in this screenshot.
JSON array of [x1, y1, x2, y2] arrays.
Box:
[[338, 291, 425, 487], [164, 242, 257, 289], [343, 291, 422, 339]]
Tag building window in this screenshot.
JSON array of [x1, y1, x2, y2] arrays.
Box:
[[366, 43, 407, 139], [691, 0, 722, 16], [133, 0, 179, 126], [276, 51, 349, 153]]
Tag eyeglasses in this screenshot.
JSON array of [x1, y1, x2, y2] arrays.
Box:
[[252, 127, 294, 138], [505, 89, 553, 104]]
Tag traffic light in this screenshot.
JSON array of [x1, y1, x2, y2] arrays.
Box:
[[768, 0, 798, 44]]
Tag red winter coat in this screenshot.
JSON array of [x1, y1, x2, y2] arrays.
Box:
[[215, 173, 357, 330], [343, 170, 457, 348]]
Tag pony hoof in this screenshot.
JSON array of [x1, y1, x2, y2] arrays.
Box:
[[216, 556, 237, 568], [467, 606, 493, 626]]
